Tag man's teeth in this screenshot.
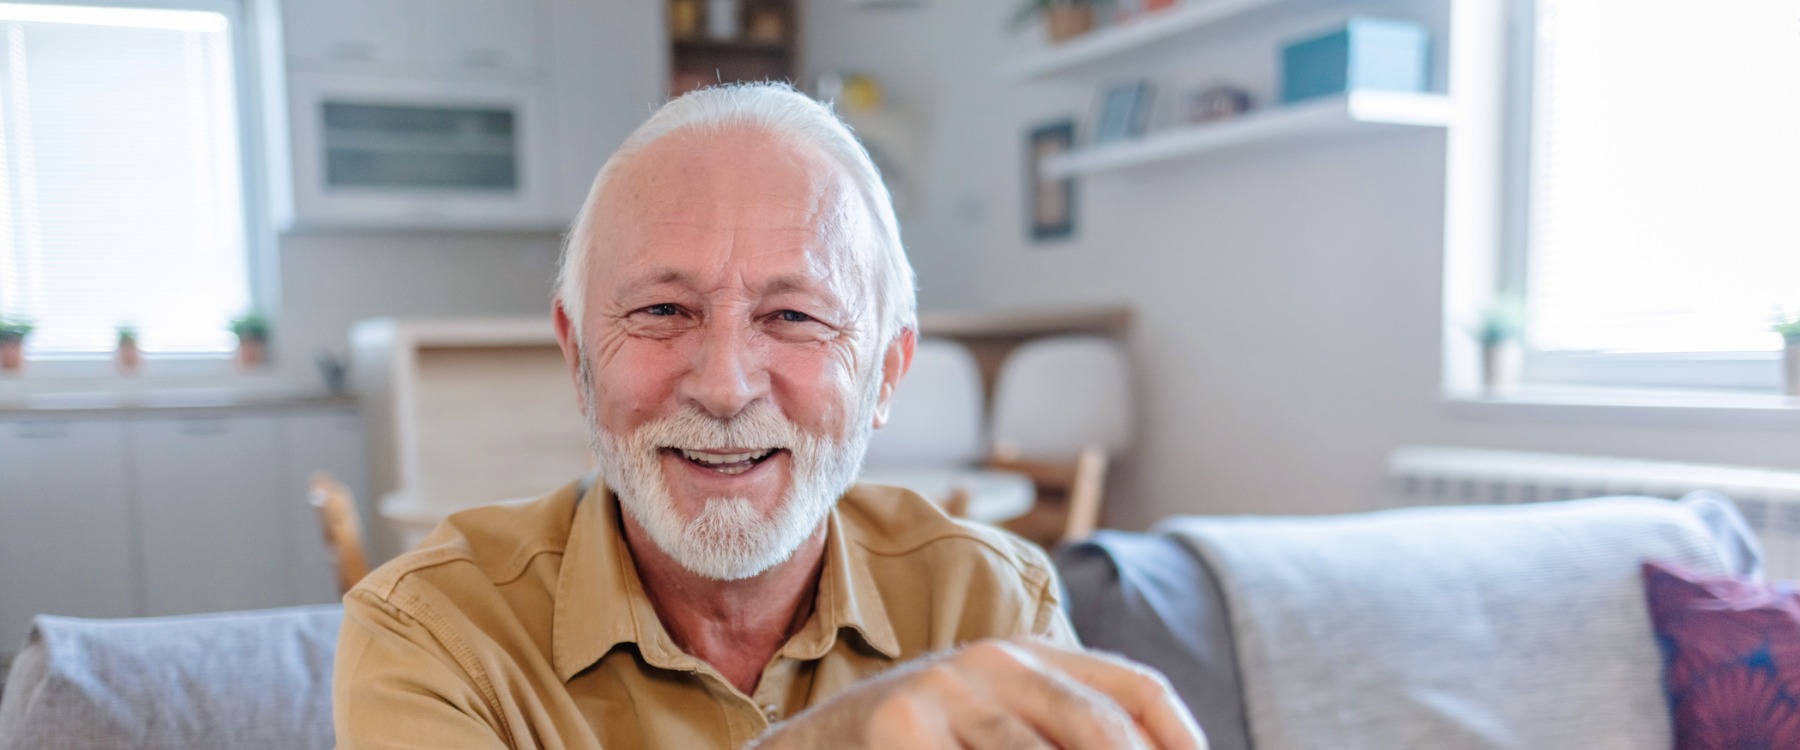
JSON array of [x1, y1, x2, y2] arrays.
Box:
[[676, 447, 774, 464]]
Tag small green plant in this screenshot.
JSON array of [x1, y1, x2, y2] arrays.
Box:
[[1010, 0, 1114, 30], [116, 324, 138, 343], [1775, 308, 1800, 345], [229, 312, 270, 342], [0, 315, 33, 342], [1472, 295, 1527, 348]]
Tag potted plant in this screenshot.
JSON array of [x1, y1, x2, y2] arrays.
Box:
[[1473, 295, 1526, 391], [1011, 0, 1114, 43], [229, 312, 271, 369], [115, 324, 141, 374], [0, 316, 31, 373], [1776, 309, 1800, 396]]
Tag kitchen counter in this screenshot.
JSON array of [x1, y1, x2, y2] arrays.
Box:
[[0, 387, 355, 416]]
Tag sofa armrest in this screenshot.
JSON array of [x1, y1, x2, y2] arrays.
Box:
[[1055, 530, 1250, 750], [0, 605, 342, 750]]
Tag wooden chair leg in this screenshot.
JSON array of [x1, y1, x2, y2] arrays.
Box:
[[942, 487, 971, 519], [1060, 445, 1108, 542], [310, 472, 369, 596]]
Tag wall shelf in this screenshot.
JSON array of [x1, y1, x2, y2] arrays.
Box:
[[1044, 91, 1450, 177], [1004, 0, 1299, 82]]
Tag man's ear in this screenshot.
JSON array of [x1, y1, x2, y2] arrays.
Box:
[[552, 297, 590, 416], [871, 327, 916, 430]]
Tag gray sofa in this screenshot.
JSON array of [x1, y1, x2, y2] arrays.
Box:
[[0, 494, 1756, 750]]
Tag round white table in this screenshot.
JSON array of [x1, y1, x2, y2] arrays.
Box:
[[857, 468, 1037, 525]]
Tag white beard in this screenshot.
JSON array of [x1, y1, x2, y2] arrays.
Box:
[[584, 361, 876, 581]]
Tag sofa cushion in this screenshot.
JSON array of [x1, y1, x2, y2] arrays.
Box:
[[0, 605, 342, 750], [1054, 530, 1250, 750], [1644, 560, 1800, 749], [1156, 494, 1753, 750]]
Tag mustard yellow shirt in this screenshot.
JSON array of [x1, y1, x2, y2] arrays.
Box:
[[333, 476, 1076, 749]]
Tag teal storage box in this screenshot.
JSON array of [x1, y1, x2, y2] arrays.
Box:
[[1281, 18, 1429, 104]]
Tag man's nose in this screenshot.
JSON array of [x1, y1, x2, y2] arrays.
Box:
[[681, 320, 768, 419]]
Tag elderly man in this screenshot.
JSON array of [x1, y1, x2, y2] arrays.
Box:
[[334, 83, 1202, 749]]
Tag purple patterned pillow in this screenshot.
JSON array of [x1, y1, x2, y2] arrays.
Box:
[[1643, 561, 1800, 748]]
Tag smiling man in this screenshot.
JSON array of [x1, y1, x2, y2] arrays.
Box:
[[333, 83, 1203, 750]]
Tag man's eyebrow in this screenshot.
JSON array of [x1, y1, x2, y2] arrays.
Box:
[[762, 275, 827, 297], [623, 268, 694, 289]]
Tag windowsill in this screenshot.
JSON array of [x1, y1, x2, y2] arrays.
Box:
[[1443, 384, 1800, 430]]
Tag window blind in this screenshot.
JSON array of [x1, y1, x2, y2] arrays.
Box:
[[1526, 0, 1800, 355], [0, 3, 249, 356]]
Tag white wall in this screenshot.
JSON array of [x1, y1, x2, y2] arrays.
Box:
[[803, 0, 1800, 529], [267, 231, 563, 386]]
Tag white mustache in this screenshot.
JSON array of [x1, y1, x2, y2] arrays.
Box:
[[633, 401, 807, 454]]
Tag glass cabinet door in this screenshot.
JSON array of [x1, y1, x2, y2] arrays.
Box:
[[320, 102, 518, 191]]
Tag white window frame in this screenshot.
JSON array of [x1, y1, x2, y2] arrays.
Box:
[[0, 0, 275, 382], [1499, 0, 1787, 394]]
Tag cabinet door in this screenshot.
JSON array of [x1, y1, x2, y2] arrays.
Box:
[[412, 0, 540, 73], [282, 409, 370, 604], [282, 0, 414, 70], [0, 418, 137, 654], [133, 414, 292, 616]]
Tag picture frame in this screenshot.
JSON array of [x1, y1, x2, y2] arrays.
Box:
[[1186, 83, 1253, 124], [1091, 80, 1154, 145], [1026, 119, 1076, 241]]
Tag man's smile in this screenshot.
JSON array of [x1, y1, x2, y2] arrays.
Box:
[[664, 447, 787, 476]]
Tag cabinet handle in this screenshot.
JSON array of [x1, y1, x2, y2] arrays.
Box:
[[14, 422, 70, 439]]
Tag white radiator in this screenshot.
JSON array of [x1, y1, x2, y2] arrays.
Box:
[[1388, 446, 1800, 580]]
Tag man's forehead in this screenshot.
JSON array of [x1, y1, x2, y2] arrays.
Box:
[[588, 126, 875, 286]]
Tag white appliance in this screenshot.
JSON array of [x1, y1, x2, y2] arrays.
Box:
[[257, 0, 559, 230], [279, 73, 553, 229]]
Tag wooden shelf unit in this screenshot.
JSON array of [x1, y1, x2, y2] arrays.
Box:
[[668, 0, 798, 96]]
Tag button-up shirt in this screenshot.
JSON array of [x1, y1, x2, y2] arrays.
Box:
[[334, 476, 1075, 749]]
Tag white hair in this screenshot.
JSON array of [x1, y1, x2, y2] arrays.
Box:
[[557, 82, 918, 347]]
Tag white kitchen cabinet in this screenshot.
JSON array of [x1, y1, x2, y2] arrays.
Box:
[[282, 0, 538, 76], [0, 402, 370, 665], [0, 417, 137, 655], [132, 414, 293, 616], [413, 0, 541, 74], [281, 408, 370, 605], [261, 0, 560, 229], [280, 0, 414, 71], [258, 0, 662, 229]]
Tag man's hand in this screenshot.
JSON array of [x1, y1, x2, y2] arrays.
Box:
[[750, 638, 1206, 749]]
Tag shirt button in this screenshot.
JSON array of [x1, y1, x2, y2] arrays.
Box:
[[762, 704, 780, 721]]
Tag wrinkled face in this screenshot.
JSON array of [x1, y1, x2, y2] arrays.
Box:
[[555, 126, 911, 580]]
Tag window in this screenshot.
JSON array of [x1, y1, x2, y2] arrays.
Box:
[[0, 2, 252, 357], [1512, 0, 1800, 389]]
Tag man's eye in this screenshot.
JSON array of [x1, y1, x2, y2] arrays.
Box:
[[775, 310, 812, 323], [642, 304, 680, 317]]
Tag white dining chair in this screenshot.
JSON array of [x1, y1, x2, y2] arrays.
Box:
[[987, 335, 1135, 546], [859, 338, 1035, 524]]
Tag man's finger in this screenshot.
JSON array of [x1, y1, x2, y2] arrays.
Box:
[[1016, 639, 1208, 750], [948, 704, 1057, 750], [957, 641, 1153, 750]]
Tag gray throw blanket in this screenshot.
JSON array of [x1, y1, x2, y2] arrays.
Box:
[[1158, 496, 1741, 750]]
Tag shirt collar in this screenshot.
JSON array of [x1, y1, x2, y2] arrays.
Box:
[[552, 479, 901, 683]]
